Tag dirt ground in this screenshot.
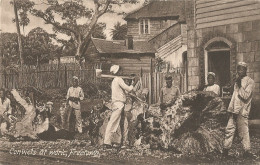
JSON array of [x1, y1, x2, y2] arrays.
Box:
[[0, 127, 259, 165], [1, 92, 259, 164]]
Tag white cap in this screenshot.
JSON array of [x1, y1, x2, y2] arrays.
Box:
[[238, 62, 247, 68], [73, 76, 79, 80], [208, 72, 216, 78], [46, 101, 53, 105], [110, 65, 120, 74]]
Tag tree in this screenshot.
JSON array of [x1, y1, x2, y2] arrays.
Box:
[[11, 0, 35, 66], [110, 22, 127, 40], [30, 0, 140, 63], [0, 32, 21, 68], [23, 27, 57, 66]]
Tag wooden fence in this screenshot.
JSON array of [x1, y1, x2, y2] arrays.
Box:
[[141, 68, 186, 104], [0, 63, 97, 89], [0, 63, 186, 105]]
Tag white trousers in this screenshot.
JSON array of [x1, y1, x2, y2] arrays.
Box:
[[67, 107, 82, 133], [224, 114, 250, 151], [104, 102, 128, 145]]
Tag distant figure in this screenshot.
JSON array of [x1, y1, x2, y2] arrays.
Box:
[[66, 76, 84, 133], [159, 75, 180, 110], [104, 65, 134, 149], [204, 72, 220, 96], [223, 62, 256, 159], [0, 88, 13, 135]]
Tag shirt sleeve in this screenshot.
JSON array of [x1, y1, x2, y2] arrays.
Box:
[[176, 87, 180, 97], [215, 85, 220, 96], [118, 78, 133, 92], [79, 88, 84, 100], [6, 99, 12, 115], [66, 88, 71, 100], [238, 79, 254, 101]]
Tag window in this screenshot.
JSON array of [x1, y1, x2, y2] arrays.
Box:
[[160, 20, 167, 29], [139, 19, 150, 34]]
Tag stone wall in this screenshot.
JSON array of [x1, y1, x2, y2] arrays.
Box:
[[185, 0, 260, 118], [188, 20, 260, 118]]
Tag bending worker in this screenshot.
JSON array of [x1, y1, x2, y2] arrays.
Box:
[[104, 65, 134, 148]]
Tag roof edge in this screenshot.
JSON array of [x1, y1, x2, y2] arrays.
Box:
[[124, 2, 152, 20], [148, 22, 183, 42]]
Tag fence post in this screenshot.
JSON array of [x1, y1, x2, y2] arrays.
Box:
[[149, 58, 153, 105], [4, 70, 7, 88], [65, 65, 67, 88]]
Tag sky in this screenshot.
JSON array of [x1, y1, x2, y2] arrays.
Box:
[[0, 0, 144, 40]]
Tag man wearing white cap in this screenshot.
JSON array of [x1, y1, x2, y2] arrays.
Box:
[[104, 65, 134, 148], [66, 76, 84, 133], [203, 72, 220, 96], [223, 62, 256, 159]]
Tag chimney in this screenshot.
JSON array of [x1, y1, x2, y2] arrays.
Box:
[[125, 35, 133, 50]]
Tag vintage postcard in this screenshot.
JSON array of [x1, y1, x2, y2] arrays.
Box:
[[0, 0, 259, 164]]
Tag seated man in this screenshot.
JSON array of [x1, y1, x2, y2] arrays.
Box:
[[203, 72, 220, 96], [159, 75, 180, 112]]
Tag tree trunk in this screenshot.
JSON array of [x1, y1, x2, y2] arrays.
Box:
[[13, 0, 24, 66]]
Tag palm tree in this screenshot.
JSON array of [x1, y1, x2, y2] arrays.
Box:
[[110, 22, 127, 40]]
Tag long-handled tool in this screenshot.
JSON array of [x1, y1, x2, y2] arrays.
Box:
[[96, 69, 134, 80]]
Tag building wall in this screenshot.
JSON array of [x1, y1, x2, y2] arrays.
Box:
[[149, 23, 182, 49], [185, 0, 198, 90], [195, 0, 260, 29], [185, 0, 260, 118], [127, 19, 177, 41], [49, 56, 79, 64], [100, 55, 155, 75]]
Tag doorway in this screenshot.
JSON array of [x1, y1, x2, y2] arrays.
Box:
[[208, 51, 230, 87]]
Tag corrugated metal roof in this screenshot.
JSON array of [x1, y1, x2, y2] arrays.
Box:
[[91, 38, 156, 54], [124, 1, 185, 20]]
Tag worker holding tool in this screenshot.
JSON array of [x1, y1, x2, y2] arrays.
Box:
[[104, 65, 134, 149]]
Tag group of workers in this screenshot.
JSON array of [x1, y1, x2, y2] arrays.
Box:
[[0, 61, 256, 159], [101, 62, 256, 159]]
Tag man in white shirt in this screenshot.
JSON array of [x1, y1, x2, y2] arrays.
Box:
[[104, 65, 134, 148], [203, 72, 220, 96], [223, 62, 256, 159], [66, 76, 84, 133]]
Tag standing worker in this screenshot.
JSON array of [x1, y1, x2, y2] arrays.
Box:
[[104, 65, 134, 149], [159, 75, 180, 111], [223, 62, 256, 159], [66, 76, 84, 133]]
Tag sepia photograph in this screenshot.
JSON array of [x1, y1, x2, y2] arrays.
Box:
[[0, 0, 260, 164]]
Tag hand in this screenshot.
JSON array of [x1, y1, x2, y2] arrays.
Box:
[[236, 77, 242, 88], [233, 113, 238, 121], [8, 115, 13, 122], [131, 79, 135, 86], [160, 103, 166, 110]]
